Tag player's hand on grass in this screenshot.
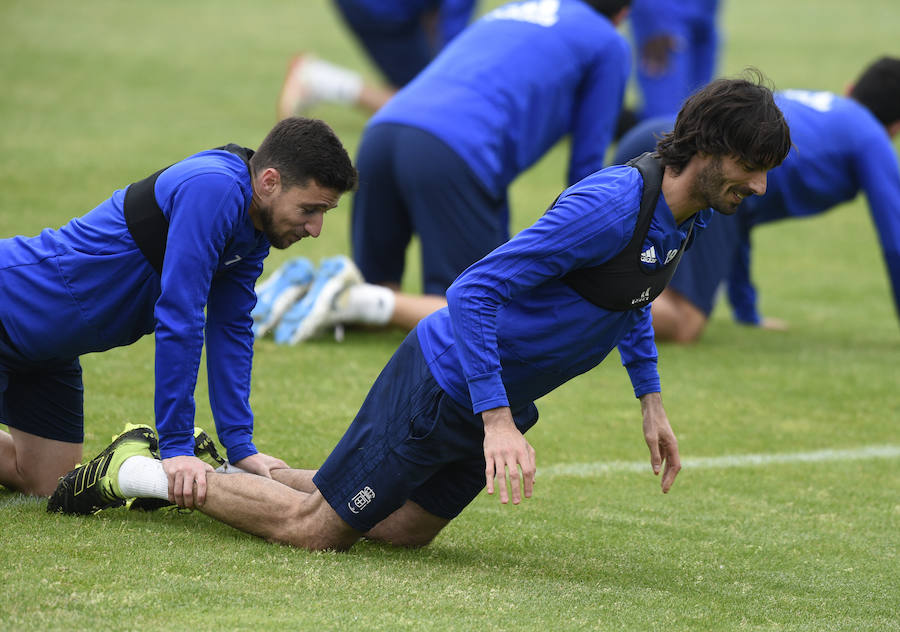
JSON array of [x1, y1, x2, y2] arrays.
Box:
[[759, 316, 789, 331], [482, 406, 536, 505], [163, 455, 214, 509], [232, 452, 289, 478], [639, 392, 681, 493]]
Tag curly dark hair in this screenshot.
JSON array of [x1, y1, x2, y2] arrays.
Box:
[[251, 117, 357, 193], [656, 70, 792, 175]]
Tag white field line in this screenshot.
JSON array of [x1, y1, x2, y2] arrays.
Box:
[[541, 445, 900, 479]]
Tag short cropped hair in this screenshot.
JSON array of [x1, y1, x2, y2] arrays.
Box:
[[583, 0, 631, 19], [656, 70, 792, 174], [849, 56, 900, 127], [251, 117, 357, 193]]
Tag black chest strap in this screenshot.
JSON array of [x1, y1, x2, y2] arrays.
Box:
[[123, 144, 254, 275], [560, 152, 694, 311]]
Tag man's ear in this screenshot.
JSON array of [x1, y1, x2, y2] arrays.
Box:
[[258, 168, 282, 196]]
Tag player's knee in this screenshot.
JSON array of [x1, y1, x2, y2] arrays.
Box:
[[671, 319, 705, 344], [382, 530, 439, 549], [16, 463, 67, 497], [269, 494, 361, 551]]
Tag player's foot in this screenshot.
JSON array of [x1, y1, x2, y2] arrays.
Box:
[[278, 54, 319, 119], [276, 53, 364, 119], [47, 424, 158, 515], [274, 255, 363, 345], [127, 427, 224, 511], [252, 257, 316, 338]]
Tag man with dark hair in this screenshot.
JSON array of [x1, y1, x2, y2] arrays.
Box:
[[271, 0, 634, 344], [50, 76, 790, 552], [0, 117, 357, 498], [613, 57, 900, 342]]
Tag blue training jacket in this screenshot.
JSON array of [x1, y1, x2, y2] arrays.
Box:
[[0, 149, 269, 462], [417, 164, 712, 414], [728, 91, 900, 324], [369, 0, 631, 197]]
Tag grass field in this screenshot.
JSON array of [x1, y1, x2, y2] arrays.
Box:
[[2, 1, 899, 630]]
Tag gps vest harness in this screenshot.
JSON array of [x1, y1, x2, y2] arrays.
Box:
[[561, 152, 695, 311], [123, 144, 254, 275]]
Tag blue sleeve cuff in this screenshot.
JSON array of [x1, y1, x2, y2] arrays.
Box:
[[158, 430, 196, 461], [225, 441, 258, 465], [467, 372, 509, 414], [624, 357, 660, 398]]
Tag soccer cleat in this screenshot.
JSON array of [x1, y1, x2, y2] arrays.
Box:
[[251, 258, 315, 338], [47, 424, 158, 515], [192, 427, 225, 468], [273, 255, 364, 345], [128, 427, 225, 511]]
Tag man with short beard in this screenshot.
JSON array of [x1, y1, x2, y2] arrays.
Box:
[[613, 57, 900, 342], [51, 75, 790, 552], [0, 117, 357, 498]]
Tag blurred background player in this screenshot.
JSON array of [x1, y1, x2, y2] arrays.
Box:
[[269, 0, 633, 344], [278, 0, 479, 117], [612, 56, 900, 342], [627, 0, 721, 121]]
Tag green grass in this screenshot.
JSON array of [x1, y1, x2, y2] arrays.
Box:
[[2, 1, 899, 630]]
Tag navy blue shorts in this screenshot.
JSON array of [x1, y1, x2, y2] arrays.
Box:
[[668, 210, 743, 316], [314, 330, 538, 533], [333, 0, 437, 87], [0, 320, 84, 443], [351, 123, 510, 296]]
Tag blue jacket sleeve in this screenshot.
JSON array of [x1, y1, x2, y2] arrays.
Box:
[[205, 246, 267, 463], [617, 306, 660, 397], [446, 184, 633, 413], [568, 36, 631, 185], [854, 135, 900, 323], [153, 174, 246, 459], [726, 226, 761, 325]]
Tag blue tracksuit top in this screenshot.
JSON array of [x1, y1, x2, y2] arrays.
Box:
[[728, 91, 900, 323], [0, 149, 269, 462], [417, 164, 711, 413], [369, 0, 631, 197]]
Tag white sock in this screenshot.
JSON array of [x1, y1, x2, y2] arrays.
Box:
[[215, 462, 247, 474], [335, 283, 395, 325], [118, 455, 169, 499], [303, 58, 363, 104]]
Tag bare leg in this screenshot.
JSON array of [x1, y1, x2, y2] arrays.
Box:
[[0, 427, 82, 496], [271, 468, 317, 493], [199, 472, 361, 551], [650, 288, 708, 343], [390, 292, 448, 330], [364, 500, 450, 548], [357, 84, 395, 114], [270, 470, 449, 547]]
